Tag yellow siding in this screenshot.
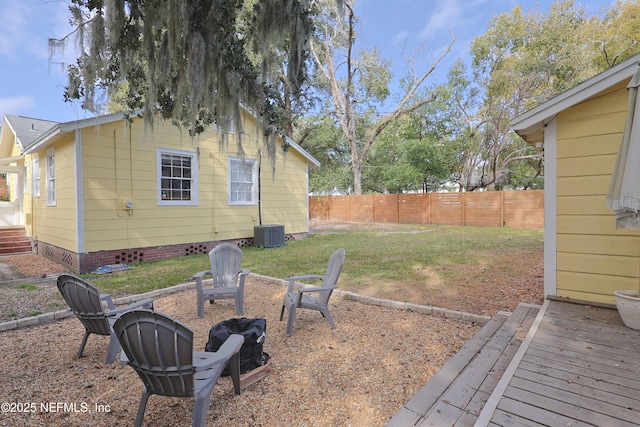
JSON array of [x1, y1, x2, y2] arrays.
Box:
[[80, 114, 310, 252], [31, 134, 78, 252], [555, 83, 640, 304]]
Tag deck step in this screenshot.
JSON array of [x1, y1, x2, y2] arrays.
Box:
[[387, 303, 541, 427], [0, 228, 33, 255]]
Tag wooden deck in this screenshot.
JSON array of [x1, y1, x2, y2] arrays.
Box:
[[388, 299, 640, 427]]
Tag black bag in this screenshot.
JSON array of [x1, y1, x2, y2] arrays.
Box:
[[205, 317, 269, 376]]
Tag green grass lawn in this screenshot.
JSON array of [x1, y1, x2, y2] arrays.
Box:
[[86, 224, 543, 299]]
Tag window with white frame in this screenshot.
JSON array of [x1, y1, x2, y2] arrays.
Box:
[[32, 156, 40, 198], [157, 148, 198, 205], [46, 150, 56, 206], [228, 157, 257, 205], [23, 165, 28, 194]]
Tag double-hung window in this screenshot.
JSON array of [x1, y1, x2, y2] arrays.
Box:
[[46, 150, 56, 206], [228, 157, 257, 205], [157, 148, 198, 205], [32, 156, 40, 198]]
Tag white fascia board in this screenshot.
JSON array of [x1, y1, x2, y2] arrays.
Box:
[[22, 126, 62, 154], [57, 111, 131, 133], [240, 103, 321, 167], [22, 108, 323, 167], [512, 54, 640, 136], [23, 111, 135, 154], [285, 136, 321, 167]]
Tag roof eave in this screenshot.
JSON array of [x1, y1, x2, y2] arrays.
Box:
[[285, 136, 321, 168], [22, 125, 62, 154], [19, 109, 322, 167], [511, 54, 640, 144]]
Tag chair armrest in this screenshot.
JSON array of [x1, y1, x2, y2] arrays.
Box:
[[195, 334, 244, 370], [238, 270, 249, 294], [285, 275, 324, 292], [100, 294, 116, 310], [193, 270, 213, 280], [193, 270, 213, 291], [107, 298, 154, 316], [297, 284, 337, 294]]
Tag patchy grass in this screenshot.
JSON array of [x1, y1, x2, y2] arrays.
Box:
[[86, 225, 543, 301], [1, 224, 543, 318]]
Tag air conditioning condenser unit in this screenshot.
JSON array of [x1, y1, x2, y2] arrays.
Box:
[[253, 224, 285, 248]]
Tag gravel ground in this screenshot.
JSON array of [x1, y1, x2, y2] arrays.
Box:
[[0, 276, 478, 427], [0, 255, 71, 321]]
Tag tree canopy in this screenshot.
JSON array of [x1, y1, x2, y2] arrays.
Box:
[[54, 0, 640, 195], [53, 0, 342, 136]]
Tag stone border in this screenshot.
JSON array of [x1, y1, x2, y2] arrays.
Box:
[[0, 273, 491, 332]]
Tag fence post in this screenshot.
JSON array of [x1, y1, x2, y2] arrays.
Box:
[[371, 194, 375, 223], [462, 192, 466, 226], [500, 191, 505, 227]]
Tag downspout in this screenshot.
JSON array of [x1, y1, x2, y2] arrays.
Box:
[[258, 149, 263, 225]]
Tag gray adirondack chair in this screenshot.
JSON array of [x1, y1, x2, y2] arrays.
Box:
[[279, 248, 346, 337], [56, 274, 154, 364], [112, 309, 244, 427], [194, 243, 249, 318]]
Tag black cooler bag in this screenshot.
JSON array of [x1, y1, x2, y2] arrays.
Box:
[[205, 317, 269, 375]]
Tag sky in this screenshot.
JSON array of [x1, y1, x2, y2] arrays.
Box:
[[0, 0, 619, 124]]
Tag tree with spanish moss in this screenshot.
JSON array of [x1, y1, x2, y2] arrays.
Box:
[[51, 0, 340, 139]]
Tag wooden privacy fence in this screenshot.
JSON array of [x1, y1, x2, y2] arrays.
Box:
[[309, 190, 544, 229]]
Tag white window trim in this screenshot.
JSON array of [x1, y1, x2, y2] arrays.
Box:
[[216, 118, 235, 134], [45, 149, 56, 206], [228, 156, 258, 206], [32, 156, 40, 198], [156, 147, 199, 206]]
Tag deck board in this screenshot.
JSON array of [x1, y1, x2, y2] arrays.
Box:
[[476, 299, 640, 427], [389, 300, 640, 427], [387, 303, 541, 427]]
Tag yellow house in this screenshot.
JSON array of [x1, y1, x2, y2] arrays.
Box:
[[0, 111, 319, 273], [511, 53, 640, 305]]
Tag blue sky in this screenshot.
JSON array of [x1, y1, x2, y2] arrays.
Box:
[[0, 0, 617, 123]]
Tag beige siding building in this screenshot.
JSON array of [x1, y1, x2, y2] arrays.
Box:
[[0, 111, 319, 273], [512, 54, 640, 305]]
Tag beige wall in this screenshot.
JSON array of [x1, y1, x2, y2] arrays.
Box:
[[555, 81, 640, 304]]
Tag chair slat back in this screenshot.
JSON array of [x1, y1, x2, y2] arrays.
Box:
[[209, 243, 242, 288], [114, 310, 195, 397], [57, 275, 110, 335], [319, 248, 346, 304]]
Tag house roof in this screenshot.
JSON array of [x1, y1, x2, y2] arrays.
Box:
[[511, 53, 640, 145], [0, 115, 58, 157], [7, 110, 320, 167]]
